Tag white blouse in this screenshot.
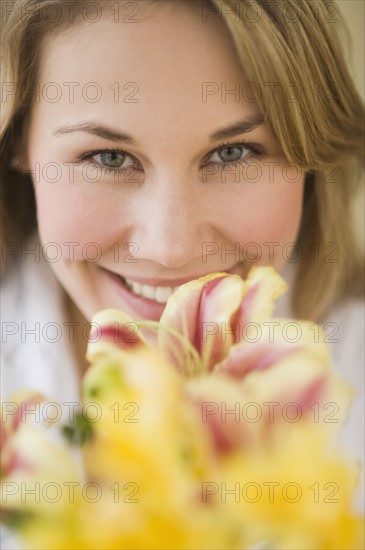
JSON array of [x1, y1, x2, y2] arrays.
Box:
[[1, 230, 364, 548]]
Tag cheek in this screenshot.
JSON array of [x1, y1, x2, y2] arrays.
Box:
[[228, 177, 305, 251], [32, 176, 130, 261], [253, 186, 303, 240]]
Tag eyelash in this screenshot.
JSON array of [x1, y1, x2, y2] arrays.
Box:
[[78, 148, 142, 176], [77, 140, 265, 176], [202, 140, 264, 168]]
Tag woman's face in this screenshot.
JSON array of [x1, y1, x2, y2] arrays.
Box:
[[23, 1, 305, 322]]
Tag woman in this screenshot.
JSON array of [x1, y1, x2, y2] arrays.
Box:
[[1, 0, 364, 546]]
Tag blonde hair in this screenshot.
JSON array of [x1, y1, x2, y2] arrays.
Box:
[[1, 0, 364, 321]]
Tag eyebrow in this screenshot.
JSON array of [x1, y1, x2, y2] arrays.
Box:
[[53, 122, 137, 144], [208, 114, 265, 142], [53, 114, 265, 145]]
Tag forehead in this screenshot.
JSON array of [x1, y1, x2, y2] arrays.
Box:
[[41, 5, 247, 85], [30, 2, 258, 148]]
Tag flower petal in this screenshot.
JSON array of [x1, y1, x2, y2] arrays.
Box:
[[158, 267, 288, 375], [159, 273, 247, 373], [86, 308, 147, 363], [216, 320, 352, 443], [229, 266, 288, 329]]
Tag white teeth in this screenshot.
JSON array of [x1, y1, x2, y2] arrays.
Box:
[[141, 284, 156, 300], [155, 286, 173, 304], [131, 282, 143, 294], [124, 277, 179, 303]]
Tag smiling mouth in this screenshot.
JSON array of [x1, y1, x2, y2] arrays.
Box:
[[106, 261, 245, 306], [116, 275, 180, 304]]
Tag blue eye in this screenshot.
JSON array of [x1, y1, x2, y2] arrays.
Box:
[[78, 148, 141, 174], [95, 151, 137, 170], [215, 145, 247, 163], [205, 141, 263, 167], [98, 151, 126, 168]]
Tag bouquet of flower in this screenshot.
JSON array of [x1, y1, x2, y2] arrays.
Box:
[[1, 267, 364, 549]]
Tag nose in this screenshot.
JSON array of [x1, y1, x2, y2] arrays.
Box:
[[132, 178, 212, 268]]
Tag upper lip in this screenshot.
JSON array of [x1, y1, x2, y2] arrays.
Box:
[[101, 264, 243, 287]]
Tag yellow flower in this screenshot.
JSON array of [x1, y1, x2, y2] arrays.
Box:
[[216, 426, 364, 549], [1, 267, 363, 549]]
